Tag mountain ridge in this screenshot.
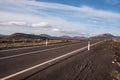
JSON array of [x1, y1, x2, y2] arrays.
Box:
[[0, 33, 119, 40]]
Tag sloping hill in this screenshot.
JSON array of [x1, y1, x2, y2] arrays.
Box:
[[0, 34, 6, 38], [89, 33, 115, 40], [40, 34, 58, 39], [4, 33, 47, 39]]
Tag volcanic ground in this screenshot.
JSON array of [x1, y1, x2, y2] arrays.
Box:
[[25, 40, 120, 80]]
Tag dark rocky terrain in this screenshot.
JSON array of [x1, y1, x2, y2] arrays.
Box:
[[25, 40, 120, 80]]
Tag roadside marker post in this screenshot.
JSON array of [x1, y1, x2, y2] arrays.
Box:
[[88, 41, 90, 51]]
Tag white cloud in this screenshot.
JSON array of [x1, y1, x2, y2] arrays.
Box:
[[52, 28, 85, 36], [0, 20, 52, 28], [32, 22, 51, 28], [1, 0, 120, 19], [17, 0, 120, 19], [52, 28, 60, 32], [0, 0, 120, 36], [0, 21, 27, 26], [8, 21, 26, 25]]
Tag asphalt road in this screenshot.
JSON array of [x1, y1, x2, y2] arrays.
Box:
[[26, 40, 117, 80], [0, 40, 101, 80]]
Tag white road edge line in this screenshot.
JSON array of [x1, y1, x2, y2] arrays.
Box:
[[0, 44, 73, 60], [0, 41, 103, 80]]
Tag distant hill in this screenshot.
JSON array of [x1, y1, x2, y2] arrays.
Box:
[[73, 36, 86, 40], [89, 33, 115, 40], [40, 34, 58, 39], [114, 36, 120, 39], [0, 34, 6, 38], [39, 34, 86, 40], [4, 33, 47, 39], [0, 33, 119, 40], [59, 35, 72, 39], [40, 34, 52, 38], [58, 35, 86, 40]]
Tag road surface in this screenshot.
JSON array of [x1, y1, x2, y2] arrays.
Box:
[[0, 41, 101, 80]]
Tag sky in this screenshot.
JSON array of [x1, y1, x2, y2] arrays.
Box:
[[0, 0, 120, 37]]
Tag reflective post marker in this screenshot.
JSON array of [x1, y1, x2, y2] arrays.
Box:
[[88, 41, 90, 51]]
